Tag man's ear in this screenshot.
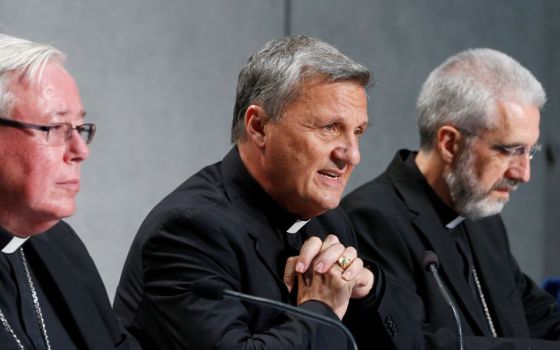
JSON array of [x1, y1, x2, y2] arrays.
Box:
[[436, 125, 462, 164], [244, 105, 268, 148]]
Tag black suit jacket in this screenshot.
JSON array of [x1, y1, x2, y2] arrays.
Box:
[[0, 221, 139, 350], [342, 150, 560, 349], [114, 147, 423, 350]]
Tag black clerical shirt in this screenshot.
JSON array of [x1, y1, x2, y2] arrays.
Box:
[[404, 153, 495, 336], [0, 228, 77, 349], [114, 147, 391, 349]]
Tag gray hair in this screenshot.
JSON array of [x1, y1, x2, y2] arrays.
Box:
[[0, 33, 65, 117], [231, 35, 371, 143], [416, 48, 546, 151]]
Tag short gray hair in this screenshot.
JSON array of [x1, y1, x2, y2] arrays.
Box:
[[0, 33, 65, 117], [416, 48, 546, 151], [231, 35, 371, 143]]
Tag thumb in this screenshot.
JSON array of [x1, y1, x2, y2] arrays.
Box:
[[284, 256, 299, 292]]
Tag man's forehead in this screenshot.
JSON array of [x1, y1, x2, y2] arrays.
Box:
[[8, 66, 85, 121]]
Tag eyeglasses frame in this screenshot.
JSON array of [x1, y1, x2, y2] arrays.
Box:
[[456, 127, 541, 160], [0, 116, 96, 145]]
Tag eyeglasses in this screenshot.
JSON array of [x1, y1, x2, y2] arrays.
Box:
[[0, 117, 96, 146], [457, 127, 541, 160]]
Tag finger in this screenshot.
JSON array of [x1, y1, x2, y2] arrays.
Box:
[[296, 236, 323, 273], [337, 246, 357, 269], [319, 234, 340, 251], [351, 266, 375, 299], [313, 242, 346, 273], [302, 264, 313, 287], [341, 255, 362, 281], [297, 265, 353, 319], [283, 256, 299, 292], [312, 234, 342, 273]]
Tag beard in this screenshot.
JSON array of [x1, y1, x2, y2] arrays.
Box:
[[444, 149, 520, 220]]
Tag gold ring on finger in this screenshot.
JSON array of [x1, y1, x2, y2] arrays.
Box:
[[337, 255, 352, 270]]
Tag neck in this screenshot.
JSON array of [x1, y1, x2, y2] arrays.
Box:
[[415, 149, 454, 208], [238, 143, 315, 219], [0, 211, 56, 237]]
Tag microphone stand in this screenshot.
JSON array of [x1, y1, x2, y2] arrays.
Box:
[[223, 289, 358, 350], [423, 251, 464, 350]]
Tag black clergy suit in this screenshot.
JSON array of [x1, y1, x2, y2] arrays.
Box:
[[114, 147, 424, 350], [342, 150, 560, 349], [0, 221, 139, 350]]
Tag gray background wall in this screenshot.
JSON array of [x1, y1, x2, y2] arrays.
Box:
[[1, 0, 558, 300]]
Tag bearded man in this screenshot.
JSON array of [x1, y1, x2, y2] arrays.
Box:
[[342, 48, 560, 349]]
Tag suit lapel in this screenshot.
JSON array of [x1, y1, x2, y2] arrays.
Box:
[[224, 183, 290, 298], [386, 151, 488, 334], [29, 236, 114, 349], [246, 222, 289, 297], [221, 147, 296, 299], [411, 212, 488, 334], [465, 219, 522, 336]]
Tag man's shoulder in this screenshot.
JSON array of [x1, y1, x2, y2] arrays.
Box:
[[316, 207, 353, 232], [341, 168, 419, 241], [30, 221, 101, 278], [342, 169, 399, 211], [467, 214, 508, 242], [35, 220, 82, 248], [343, 150, 408, 204], [147, 161, 229, 217], [134, 161, 251, 244]]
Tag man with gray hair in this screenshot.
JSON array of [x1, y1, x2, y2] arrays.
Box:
[[342, 48, 560, 349], [0, 33, 139, 349], [115, 35, 422, 349]]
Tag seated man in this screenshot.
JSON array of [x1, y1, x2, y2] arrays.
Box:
[[114, 35, 422, 349], [0, 34, 138, 349], [342, 48, 560, 349]]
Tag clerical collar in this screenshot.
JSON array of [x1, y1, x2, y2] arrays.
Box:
[[286, 219, 310, 234], [0, 227, 29, 254], [446, 216, 465, 229]]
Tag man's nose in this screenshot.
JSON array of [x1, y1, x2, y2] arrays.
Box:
[[65, 129, 90, 162], [332, 135, 360, 167], [506, 154, 531, 183]]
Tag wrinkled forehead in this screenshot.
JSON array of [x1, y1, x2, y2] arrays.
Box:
[[7, 63, 85, 121], [478, 100, 540, 145]]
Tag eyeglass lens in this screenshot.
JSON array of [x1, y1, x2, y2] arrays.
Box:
[[46, 124, 95, 145]]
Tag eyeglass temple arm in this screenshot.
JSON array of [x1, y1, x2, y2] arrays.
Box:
[[0, 118, 50, 132]]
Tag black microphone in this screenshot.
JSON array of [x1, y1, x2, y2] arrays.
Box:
[[192, 279, 358, 350], [422, 250, 464, 350]]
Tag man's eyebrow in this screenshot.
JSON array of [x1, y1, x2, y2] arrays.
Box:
[[54, 110, 87, 119]]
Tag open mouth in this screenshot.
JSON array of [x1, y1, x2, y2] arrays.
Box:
[[318, 170, 341, 179]]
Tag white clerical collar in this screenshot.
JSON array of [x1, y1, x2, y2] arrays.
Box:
[[446, 216, 465, 229], [1, 236, 29, 254], [287, 219, 310, 234]]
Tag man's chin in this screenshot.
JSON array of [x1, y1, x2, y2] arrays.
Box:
[[491, 189, 512, 202], [461, 197, 506, 220], [50, 203, 77, 221]]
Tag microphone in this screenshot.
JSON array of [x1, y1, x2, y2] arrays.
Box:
[[192, 279, 358, 350], [422, 251, 464, 350]]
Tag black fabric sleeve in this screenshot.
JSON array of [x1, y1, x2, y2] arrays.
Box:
[[130, 209, 349, 350]]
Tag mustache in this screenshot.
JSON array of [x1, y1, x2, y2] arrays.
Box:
[[491, 178, 519, 192]]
